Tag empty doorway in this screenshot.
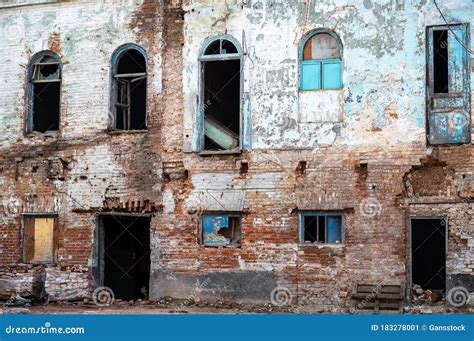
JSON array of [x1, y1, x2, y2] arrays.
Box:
[[410, 218, 446, 292], [100, 215, 151, 300]]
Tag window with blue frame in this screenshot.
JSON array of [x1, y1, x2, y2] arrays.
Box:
[[300, 212, 343, 244], [300, 32, 342, 90], [201, 214, 242, 247]]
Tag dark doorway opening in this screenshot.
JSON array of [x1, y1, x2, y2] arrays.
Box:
[[433, 30, 449, 94], [411, 218, 446, 292], [203, 59, 240, 151], [101, 215, 151, 300]]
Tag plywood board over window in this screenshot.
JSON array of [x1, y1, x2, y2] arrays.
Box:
[[24, 216, 58, 264]]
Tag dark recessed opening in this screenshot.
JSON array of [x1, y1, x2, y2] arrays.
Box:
[[102, 215, 151, 300], [303, 216, 317, 243], [433, 30, 449, 94], [114, 49, 147, 130], [32, 82, 60, 133], [203, 59, 240, 151], [411, 218, 446, 291], [118, 50, 146, 74]]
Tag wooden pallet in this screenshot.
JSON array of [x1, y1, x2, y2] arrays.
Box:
[[351, 283, 405, 314]]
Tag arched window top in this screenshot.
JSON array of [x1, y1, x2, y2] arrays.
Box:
[[301, 30, 342, 61], [28, 51, 61, 81], [299, 30, 343, 90], [111, 44, 147, 74], [200, 35, 242, 59], [110, 44, 147, 131]]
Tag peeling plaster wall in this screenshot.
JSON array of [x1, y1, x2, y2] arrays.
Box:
[[0, 0, 472, 311], [182, 0, 474, 150]]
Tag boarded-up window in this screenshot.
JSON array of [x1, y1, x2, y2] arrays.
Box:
[[300, 32, 342, 90], [24, 216, 58, 264]]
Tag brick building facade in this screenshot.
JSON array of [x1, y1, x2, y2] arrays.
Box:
[[0, 0, 472, 312]]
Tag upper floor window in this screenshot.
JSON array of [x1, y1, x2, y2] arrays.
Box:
[[426, 24, 471, 145], [199, 36, 242, 153], [300, 31, 342, 90], [26, 51, 61, 133], [110, 45, 147, 131]]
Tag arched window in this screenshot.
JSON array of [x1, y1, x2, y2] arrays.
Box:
[[199, 36, 242, 152], [300, 31, 342, 90], [26, 51, 61, 133], [110, 45, 147, 130]]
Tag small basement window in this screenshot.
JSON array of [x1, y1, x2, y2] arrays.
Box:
[[26, 52, 62, 133], [300, 212, 343, 244], [202, 214, 242, 247], [110, 45, 147, 130], [23, 215, 58, 264]]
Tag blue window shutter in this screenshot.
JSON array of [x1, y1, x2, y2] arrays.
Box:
[[301, 62, 321, 90], [322, 60, 342, 89], [327, 216, 342, 243], [447, 26, 466, 93]]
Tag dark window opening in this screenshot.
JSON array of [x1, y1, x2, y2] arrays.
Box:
[[202, 214, 242, 247], [301, 213, 343, 244], [112, 48, 147, 130], [28, 54, 61, 133], [433, 30, 449, 94], [203, 59, 240, 151], [411, 218, 446, 292], [101, 215, 151, 301]]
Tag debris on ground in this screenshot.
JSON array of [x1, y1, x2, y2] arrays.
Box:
[[4, 294, 32, 307]]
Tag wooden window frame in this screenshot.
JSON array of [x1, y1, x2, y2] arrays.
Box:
[[299, 30, 343, 91]]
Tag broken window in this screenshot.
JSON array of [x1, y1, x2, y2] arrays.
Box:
[[111, 45, 147, 130], [202, 214, 242, 247], [199, 36, 242, 152], [23, 215, 58, 264], [300, 212, 343, 244], [300, 31, 342, 90], [26, 52, 61, 133], [427, 24, 471, 145]]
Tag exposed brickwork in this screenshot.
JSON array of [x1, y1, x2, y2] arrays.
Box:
[[0, 0, 472, 313]]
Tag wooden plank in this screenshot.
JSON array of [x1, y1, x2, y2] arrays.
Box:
[[204, 115, 239, 150]]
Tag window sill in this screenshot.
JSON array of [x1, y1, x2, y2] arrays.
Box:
[[299, 88, 342, 92], [107, 129, 148, 135], [26, 131, 60, 138], [203, 245, 241, 249], [199, 149, 242, 156], [298, 243, 344, 248]]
